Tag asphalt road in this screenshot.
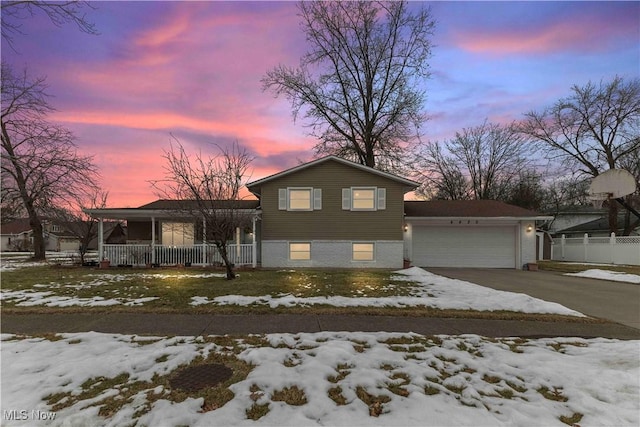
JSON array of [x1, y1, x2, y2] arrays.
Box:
[[427, 268, 640, 330]]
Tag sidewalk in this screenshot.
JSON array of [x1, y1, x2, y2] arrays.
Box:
[[2, 313, 640, 340]]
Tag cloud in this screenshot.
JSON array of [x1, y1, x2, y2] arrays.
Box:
[[450, 3, 638, 56]]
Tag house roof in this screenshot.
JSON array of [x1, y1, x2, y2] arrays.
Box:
[[85, 199, 260, 220], [137, 199, 260, 210], [246, 156, 420, 195], [404, 200, 552, 219], [556, 213, 639, 235], [0, 218, 32, 235]]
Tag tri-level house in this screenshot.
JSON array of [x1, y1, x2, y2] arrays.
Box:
[[87, 156, 549, 269], [246, 156, 418, 268]]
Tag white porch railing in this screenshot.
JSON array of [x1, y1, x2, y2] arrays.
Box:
[[552, 233, 640, 265], [103, 244, 254, 267]]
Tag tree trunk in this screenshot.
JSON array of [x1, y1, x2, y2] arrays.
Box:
[[29, 214, 45, 260], [217, 243, 236, 280]]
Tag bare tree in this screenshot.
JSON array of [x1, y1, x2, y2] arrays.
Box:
[[418, 121, 536, 201], [505, 170, 545, 211], [51, 189, 109, 265], [152, 138, 254, 280], [262, 1, 434, 173], [415, 141, 470, 200], [1, 63, 98, 260], [1, 0, 97, 50], [520, 76, 640, 233]]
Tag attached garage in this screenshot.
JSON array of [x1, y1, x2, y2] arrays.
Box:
[[404, 200, 552, 269], [410, 224, 517, 268]]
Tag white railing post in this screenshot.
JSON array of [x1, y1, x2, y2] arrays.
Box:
[[583, 233, 589, 262], [202, 218, 206, 266], [151, 217, 156, 265], [252, 216, 257, 268], [561, 234, 566, 260], [98, 217, 104, 261]]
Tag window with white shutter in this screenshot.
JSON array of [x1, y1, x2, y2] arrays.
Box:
[[280, 188, 321, 211], [343, 187, 386, 211]]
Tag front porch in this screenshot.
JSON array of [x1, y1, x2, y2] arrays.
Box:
[[85, 199, 261, 268], [103, 243, 254, 267]]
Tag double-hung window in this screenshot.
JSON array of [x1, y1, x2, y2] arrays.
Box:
[[352, 242, 375, 261], [279, 188, 322, 211], [289, 242, 311, 260], [342, 187, 386, 211]]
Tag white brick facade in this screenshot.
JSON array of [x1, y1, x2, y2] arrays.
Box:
[[261, 240, 404, 269]]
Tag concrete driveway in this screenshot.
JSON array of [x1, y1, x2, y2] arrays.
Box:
[[427, 268, 640, 330]]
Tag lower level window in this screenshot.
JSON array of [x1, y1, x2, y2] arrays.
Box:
[[352, 242, 374, 261], [289, 242, 311, 260]]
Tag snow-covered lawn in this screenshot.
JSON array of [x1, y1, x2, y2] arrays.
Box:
[[2, 260, 638, 425], [566, 269, 640, 284], [192, 267, 584, 317], [2, 331, 638, 426], [1, 272, 226, 307], [1, 266, 585, 317]]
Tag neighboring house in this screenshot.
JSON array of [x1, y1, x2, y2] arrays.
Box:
[[86, 156, 551, 269], [0, 218, 33, 251], [0, 218, 126, 252], [0, 218, 73, 252], [555, 213, 640, 237], [542, 206, 607, 235]]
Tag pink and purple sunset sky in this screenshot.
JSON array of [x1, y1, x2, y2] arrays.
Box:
[[2, 1, 638, 207]]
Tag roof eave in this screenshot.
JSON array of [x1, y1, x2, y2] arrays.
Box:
[[246, 156, 420, 190], [84, 208, 259, 219], [405, 215, 554, 221]]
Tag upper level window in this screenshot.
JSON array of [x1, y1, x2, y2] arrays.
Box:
[[289, 189, 312, 210], [279, 188, 322, 211], [352, 188, 376, 210], [342, 187, 386, 211]]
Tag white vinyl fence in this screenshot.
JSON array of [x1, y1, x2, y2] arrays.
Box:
[[552, 233, 640, 265], [103, 244, 254, 267]]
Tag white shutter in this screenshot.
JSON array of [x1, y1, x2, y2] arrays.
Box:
[[313, 188, 322, 210], [278, 188, 287, 210], [377, 188, 386, 210], [342, 188, 351, 210]]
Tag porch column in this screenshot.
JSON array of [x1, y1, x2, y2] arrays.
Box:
[[98, 217, 104, 260], [236, 227, 241, 259], [251, 215, 257, 268], [151, 217, 156, 264], [202, 217, 207, 266]]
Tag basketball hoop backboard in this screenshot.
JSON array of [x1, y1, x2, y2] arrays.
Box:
[[589, 169, 636, 201]]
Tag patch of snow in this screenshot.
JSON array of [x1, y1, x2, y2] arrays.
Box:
[[566, 269, 640, 284], [191, 267, 584, 317], [1, 332, 638, 426]]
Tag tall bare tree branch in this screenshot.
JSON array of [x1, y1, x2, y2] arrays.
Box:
[[520, 76, 640, 233], [1, 0, 98, 50], [151, 138, 254, 280], [1, 63, 99, 260], [262, 1, 434, 174]]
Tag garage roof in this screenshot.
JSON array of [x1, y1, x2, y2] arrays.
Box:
[[405, 200, 552, 219]]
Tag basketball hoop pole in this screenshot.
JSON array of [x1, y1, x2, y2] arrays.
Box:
[[614, 197, 640, 221]]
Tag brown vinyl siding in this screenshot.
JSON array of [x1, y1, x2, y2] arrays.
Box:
[[259, 160, 406, 241]]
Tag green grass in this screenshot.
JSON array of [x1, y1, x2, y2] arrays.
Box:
[[0, 265, 610, 322], [538, 260, 640, 275], [1, 266, 416, 309]]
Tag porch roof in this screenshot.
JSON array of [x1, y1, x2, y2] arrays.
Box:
[[85, 199, 260, 220]]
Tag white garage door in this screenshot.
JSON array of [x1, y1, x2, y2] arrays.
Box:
[[412, 225, 516, 268]]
